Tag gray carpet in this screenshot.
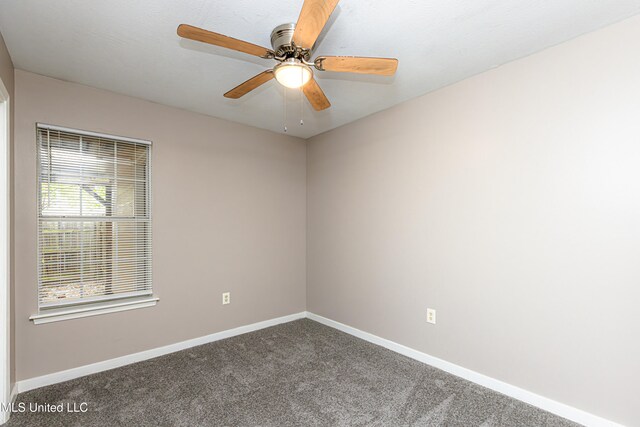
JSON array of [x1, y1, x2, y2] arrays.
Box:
[[7, 319, 580, 426]]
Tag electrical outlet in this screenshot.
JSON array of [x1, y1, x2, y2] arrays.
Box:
[[222, 292, 231, 305], [427, 308, 436, 324]]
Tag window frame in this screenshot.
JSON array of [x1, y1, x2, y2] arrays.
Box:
[[30, 123, 156, 324]]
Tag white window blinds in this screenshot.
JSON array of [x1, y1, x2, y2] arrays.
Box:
[[37, 124, 152, 309]]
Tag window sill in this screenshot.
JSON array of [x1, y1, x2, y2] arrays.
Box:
[[29, 296, 159, 325]]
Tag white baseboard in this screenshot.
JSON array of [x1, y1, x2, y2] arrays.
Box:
[[306, 312, 622, 427], [13, 310, 623, 427], [9, 385, 16, 404], [17, 312, 306, 393]]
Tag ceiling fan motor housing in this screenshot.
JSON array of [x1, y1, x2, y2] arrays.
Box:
[[270, 23, 311, 60]]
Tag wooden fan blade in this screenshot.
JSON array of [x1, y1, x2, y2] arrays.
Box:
[[315, 56, 398, 76], [224, 70, 274, 99], [177, 24, 273, 58], [303, 78, 331, 111], [292, 0, 339, 49]]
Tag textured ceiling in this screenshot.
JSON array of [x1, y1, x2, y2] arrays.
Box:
[[1, 0, 640, 138]]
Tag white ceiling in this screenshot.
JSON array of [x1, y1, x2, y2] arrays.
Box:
[[1, 0, 640, 138]]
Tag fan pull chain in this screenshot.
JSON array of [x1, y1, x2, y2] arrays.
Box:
[[300, 71, 304, 126], [283, 87, 288, 133]]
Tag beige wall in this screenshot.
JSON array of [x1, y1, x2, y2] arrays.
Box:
[[0, 31, 15, 389], [307, 15, 640, 426], [14, 70, 306, 380]]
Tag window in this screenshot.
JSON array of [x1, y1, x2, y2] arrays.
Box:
[[34, 124, 153, 319]]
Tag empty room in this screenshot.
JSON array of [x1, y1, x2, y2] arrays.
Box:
[[0, 0, 638, 426]]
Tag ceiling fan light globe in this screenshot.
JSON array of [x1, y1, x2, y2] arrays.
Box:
[[274, 61, 312, 89]]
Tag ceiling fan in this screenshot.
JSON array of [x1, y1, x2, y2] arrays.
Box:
[[177, 0, 398, 111]]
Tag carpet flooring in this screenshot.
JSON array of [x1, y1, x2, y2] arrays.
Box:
[[7, 319, 580, 426]]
